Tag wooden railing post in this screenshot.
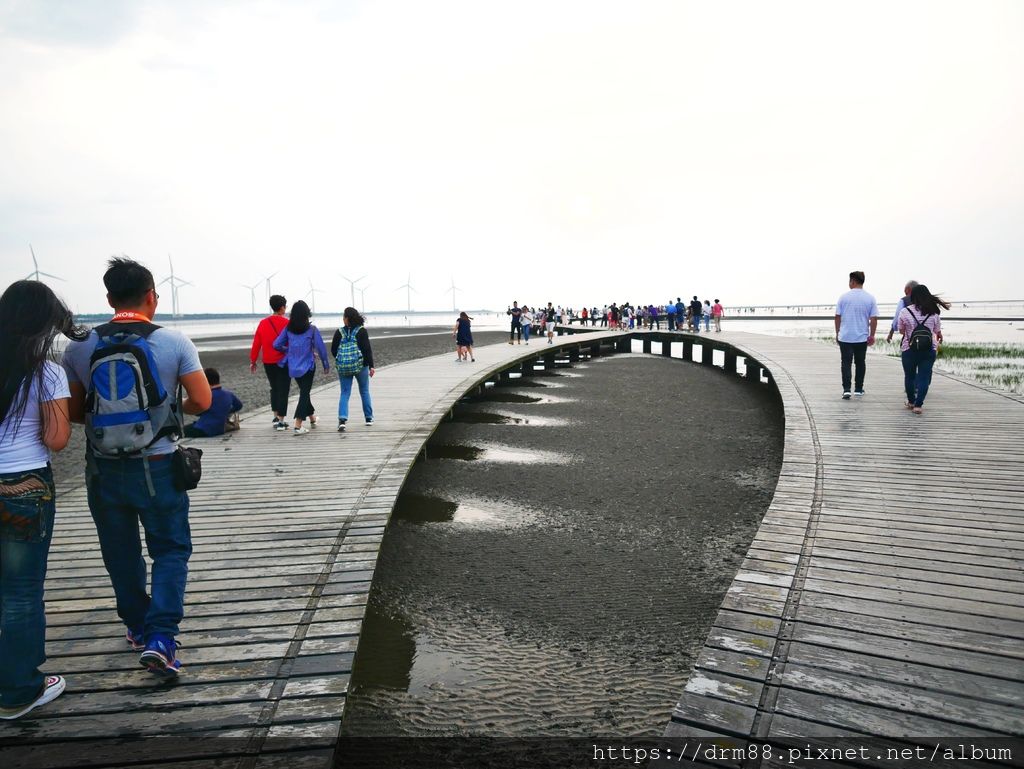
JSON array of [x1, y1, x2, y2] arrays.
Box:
[[701, 343, 716, 367], [745, 359, 761, 382]]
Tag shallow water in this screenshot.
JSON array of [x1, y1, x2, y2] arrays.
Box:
[[342, 354, 784, 737]]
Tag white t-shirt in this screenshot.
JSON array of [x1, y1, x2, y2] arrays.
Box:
[[0, 361, 70, 474], [836, 288, 880, 343], [63, 325, 202, 455]]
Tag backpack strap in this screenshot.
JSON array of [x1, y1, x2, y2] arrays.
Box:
[[94, 321, 162, 339]]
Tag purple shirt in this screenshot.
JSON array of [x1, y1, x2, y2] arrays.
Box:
[[273, 325, 329, 377], [897, 306, 942, 352]]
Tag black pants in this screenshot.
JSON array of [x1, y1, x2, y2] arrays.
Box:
[[183, 424, 209, 438], [510, 322, 522, 342], [264, 363, 291, 418], [839, 341, 868, 391], [293, 370, 316, 420]]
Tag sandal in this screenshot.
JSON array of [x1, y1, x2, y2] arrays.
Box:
[[913, 407, 923, 415]]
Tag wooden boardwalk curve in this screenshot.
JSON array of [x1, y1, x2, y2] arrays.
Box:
[[1, 327, 1021, 768], [655, 331, 1024, 764], [0, 331, 626, 769]]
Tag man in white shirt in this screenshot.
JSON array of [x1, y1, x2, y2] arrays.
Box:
[[834, 270, 879, 399]]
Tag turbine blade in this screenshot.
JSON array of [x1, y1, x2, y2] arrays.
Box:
[[39, 271, 65, 281]]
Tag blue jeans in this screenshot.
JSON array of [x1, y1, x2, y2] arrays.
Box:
[[522, 324, 531, 342], [902, 348, 937, 406], [339, 367, 373, 421], [87, 456, 191, 638], [704, 315, 711, 331], [0, 466, 55, 707]]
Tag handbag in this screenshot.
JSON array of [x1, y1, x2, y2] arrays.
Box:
[[171, 446, 204, 491]]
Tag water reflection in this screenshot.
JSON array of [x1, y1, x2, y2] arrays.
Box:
[[393, 493, 500, 525], [425, 444, 570, 464]]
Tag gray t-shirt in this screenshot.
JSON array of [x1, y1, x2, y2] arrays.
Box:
[[836, 288, 879, 344], [63, 325, 203, 455]]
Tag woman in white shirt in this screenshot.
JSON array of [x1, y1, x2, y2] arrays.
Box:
[[0, 280, 87, 720]]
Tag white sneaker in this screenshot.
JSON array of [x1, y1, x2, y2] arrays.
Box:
[[0, 675, 66, 720], [294, 427, 309, 435], [842, 391, 852, 400]]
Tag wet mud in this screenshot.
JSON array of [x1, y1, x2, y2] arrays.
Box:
[[343, 354, 785, 736]]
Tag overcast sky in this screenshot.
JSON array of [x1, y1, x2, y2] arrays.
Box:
[[1, 0, 1021, 315]]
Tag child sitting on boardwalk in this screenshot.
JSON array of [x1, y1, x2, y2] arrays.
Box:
[[184, 368, 243, 437]]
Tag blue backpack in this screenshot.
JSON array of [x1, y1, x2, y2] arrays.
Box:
[[85, 322, 181, 456], [335, 326, 364, 376]]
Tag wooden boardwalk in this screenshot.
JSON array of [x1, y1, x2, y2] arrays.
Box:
[[0, 331, 626, 769], [655, 331, 1024, 764], [1, 327, 1021, 767]]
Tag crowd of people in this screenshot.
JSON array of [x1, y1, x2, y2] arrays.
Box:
[[0, 260, 950, 720], [502, 298, 726, 343]]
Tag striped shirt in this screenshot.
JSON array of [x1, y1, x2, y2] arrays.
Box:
[[897, 306, 942, 352]]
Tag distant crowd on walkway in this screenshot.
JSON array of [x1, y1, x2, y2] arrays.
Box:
[[505, 298, 726, 343]]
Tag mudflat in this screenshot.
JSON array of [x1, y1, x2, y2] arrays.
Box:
[[343, 353, 784, 735]]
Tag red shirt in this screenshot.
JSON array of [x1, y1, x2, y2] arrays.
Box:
[[250, 314, 289, 365]]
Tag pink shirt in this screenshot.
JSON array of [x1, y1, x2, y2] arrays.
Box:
[[712, 303, 724, 317], [897, 306, 942, 352]]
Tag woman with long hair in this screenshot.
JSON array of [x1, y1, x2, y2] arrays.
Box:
[[330, 307, 375, 432], [272, 300, 329, 435], [453, 311, 475, 361], [0, 280, 87, 719], [896, 284, 951, 414]]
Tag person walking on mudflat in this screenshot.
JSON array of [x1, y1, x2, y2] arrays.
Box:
[[897, 284, 949, 414], [250, 294, 291, 430], [63, 257, 212, 678], [835, 270, 879, 399], [273, 300, 329, 435], [330, 307, 375, 431], [0, 281, 86, 719]]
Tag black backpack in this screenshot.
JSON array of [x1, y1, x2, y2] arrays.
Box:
[[906, 308, 934, 353]]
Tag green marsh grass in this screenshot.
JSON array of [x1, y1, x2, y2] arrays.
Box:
[[800, 333, 1024, 394]]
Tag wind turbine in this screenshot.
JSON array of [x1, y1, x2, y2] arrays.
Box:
[[241, 281, 261, 314], [304, 278, 323, 315], [25, 245, 64, 282], [157, 254, 193, 318], [396, 273, 416, 313], [359, 284, 370, 314], [340, 274, 366, 310], [263, 271, 279, 300], [445, 276, 460, 312]]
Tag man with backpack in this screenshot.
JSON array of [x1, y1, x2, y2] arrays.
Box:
[[63, 257, 212, 677]]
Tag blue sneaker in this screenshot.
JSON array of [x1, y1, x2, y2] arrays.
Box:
[[140, 633, 182, 678], [125, 627, 145, 651]]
